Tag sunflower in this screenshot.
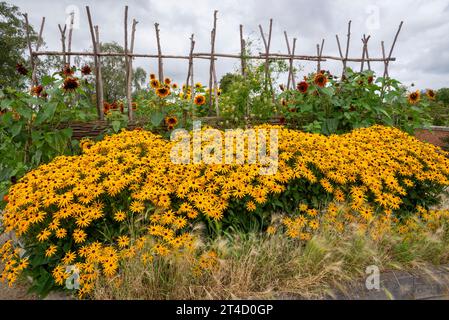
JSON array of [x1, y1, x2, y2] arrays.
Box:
[[408, 90, 421, 104], [164, 78, 171, 85], [165, 116, 178, 127], [194, 95, 206, 106], [131, 102, 137, 111], [81, 65, 92, 76], [156, 87, 170, 98], [31, 85, 44, 97], [62, 64, 75, 77], [16, 63, 28, 75], [426, 89, 436, 100], [150, 79, 160, 89], [367, 75, 374, 84], [103, 102, 111, 114], [296, 81, 309, 93], [172, 83, 178, 89], [149, 73, 156, 80], [62, 77, 79, 92], [195, 82, 202, 89], [314, 73, 328, 87]]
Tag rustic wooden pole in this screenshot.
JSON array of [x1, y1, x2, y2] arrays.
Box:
[[67, 11, 75, 66], [86, 6, 104, 120], [360, 34, 371, 72], [342, 20, 352, 78], [31, 17, 45, 84], [124, 6, 130, 112], [212, 58, 220, 116], [36, 17, 45, 52], [95, 26, 104, 118], [259, 19, 273, 96], [23, 13, 38, 86], [57, 24, 67, 65], [284, 31, 292, 89], [365, 40, 372, 71], [383, 21, 403, 78], [291, 38, 297, 88], [316, 39, 324, 72], [127, 19, 137, 121], [239, 24, 246, 77], [154, 23, 164, 82], [185, 34, 195, 92], [381, 40, 388, 78], [208, 10, 218, 113]]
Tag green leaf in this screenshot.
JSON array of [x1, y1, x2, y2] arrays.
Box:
[[111, 120, 122, 133], [10, 122, 22, 138], [34, 102, 57, 125], [150, 111, 166, 127]]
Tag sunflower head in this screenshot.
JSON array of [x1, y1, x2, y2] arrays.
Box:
[[408, 90, 421, 104], [314, 73, 328, 88], [367, 75, 374, 84], [62, 64, 75, 77], [103, 102, 111, 114], [164, 78, 171, 85], [165, 116, 178, 127], [31, 85, 44, 97], [132, 102, 137, 111], [195, 82, 202, 89], [172, 83, 178, 89], [194, 95, 206, 106], [16, 63, 28, 76], [150, 73, 156, 80], [296, 81, 309, 93], [150, 79, 160, 89], [81, 65, 92, 76], [62, 77, 79, 92], [426, 89, 436, 100], [156, 87, 170, 98]]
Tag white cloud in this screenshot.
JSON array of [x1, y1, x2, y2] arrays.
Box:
[[10, 0, 449, 89]]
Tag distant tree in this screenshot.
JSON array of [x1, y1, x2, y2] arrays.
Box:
[[0, 1, 35, 89], [219, 73, 242, 94], [78, 42, 146, 103], [437, 88, 449, 105]]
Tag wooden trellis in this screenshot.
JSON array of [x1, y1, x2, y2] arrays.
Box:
[[24, 6, 403, 121]]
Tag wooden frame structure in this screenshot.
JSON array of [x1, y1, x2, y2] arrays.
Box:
[[23, 6, 403, 121]]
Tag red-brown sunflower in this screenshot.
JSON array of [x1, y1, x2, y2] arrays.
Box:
[[81, 65, 92, 76], [296, 81, 309, 93], [313, 73, 328, 88], [62, 77, 79, 92], [31, 85, 44, 97], [156, 87, 170, 98], [194, 95, 206, 106], [408, 90, 421, 104], [16, 63, 28, 75], [149, 73, 156, 80], [62, 64, 75, 77], [426, 89, 436, 100], [164, 78, 171, 85]]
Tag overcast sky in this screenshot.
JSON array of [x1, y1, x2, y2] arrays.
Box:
[[9, 0, 449, 89]]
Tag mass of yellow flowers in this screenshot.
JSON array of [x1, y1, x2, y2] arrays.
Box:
[[1, 124, 449, 298]]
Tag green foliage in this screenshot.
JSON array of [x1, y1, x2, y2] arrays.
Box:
[[279, 68, 432, 134], [77, 42, 147, 103], [218, 59, 288, 127], [0, 67, 97, 206], [0, 2, 34, 90]]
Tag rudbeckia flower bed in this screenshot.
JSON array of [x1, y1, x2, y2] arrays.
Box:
[[1, 125, 449, 298]]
